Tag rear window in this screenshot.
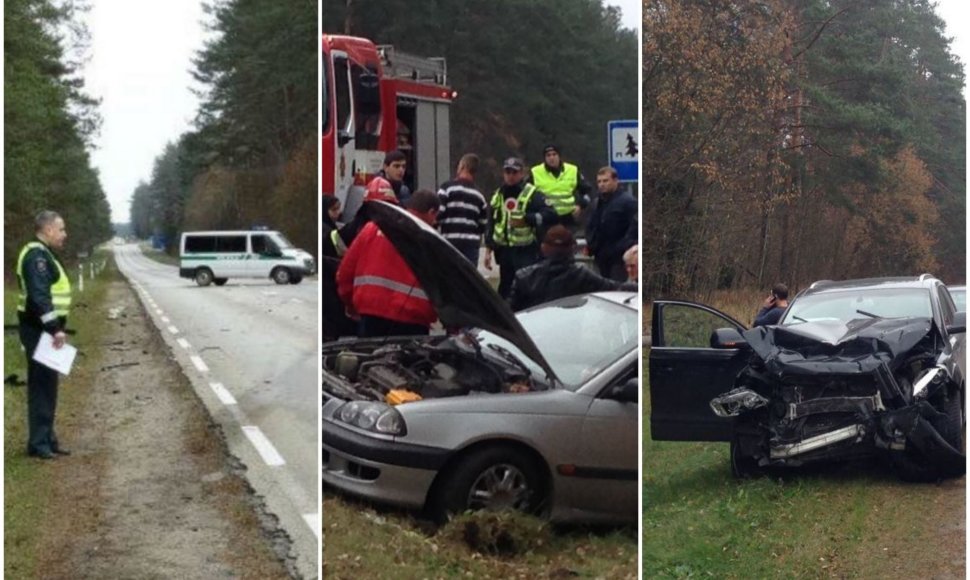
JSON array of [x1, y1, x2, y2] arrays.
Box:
[[184, 235, 247, 254]]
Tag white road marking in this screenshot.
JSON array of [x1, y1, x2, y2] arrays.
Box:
[[209, 382, 237, 406], [303, 513, 320, 538], [167, 325, 179, 334], [155, 309, 163, 315], [242, 426, 286, 466], [161, 316, 170, 323], [176, 338, 191, 349], [190, 355, 209, 373]]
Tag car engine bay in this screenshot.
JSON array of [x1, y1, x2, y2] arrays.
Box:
[[322, 335, 538, 404]]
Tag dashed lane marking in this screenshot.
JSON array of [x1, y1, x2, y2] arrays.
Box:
[[242, 426, 286, 466], [167, 325, 179, 334], [209, 382, 237, 406], [177, 338, 191, 349], [303, 513, 320, 538], [190, 355, 209, 373], [161, 316, 170, 323]]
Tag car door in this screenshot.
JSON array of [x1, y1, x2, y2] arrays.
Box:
[[649, 300, 750, 442], [248, 233, 276, 278], [570, 365, 638, 521]]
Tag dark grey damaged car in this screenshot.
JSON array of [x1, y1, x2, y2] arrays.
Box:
[[650, 276, 966, 481]]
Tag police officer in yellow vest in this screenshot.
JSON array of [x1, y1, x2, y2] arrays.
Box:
[[529, 144, 591, 230], [484, 157, 556, 299], [16, 211, 72, 459]]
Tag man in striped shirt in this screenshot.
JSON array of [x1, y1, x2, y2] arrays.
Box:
[[436, 153, 488, 264]]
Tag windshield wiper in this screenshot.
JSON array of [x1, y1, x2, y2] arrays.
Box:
[[790, 315, 808, 323], [856, 309, 882, 319], [486, 343, 531, 376]]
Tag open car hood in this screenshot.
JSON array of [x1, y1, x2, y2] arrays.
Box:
[[368, 201, 560, 384], [742, 317, 934, 376]]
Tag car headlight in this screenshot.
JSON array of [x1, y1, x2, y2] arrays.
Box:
[[335, 401, 407, 436]]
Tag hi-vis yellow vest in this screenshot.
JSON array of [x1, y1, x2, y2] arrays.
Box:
[[531, 162, 579, 216], [16, 241, 72, 319], [490, 184, 539, 247]]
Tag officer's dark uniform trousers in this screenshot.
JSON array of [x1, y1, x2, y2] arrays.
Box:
[[19, 322, 61, 455]]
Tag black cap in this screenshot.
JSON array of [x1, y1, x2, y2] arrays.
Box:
[[543, 144, 560, 155], [503, 157, 525, 171]]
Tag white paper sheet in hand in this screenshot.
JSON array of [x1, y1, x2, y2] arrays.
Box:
[[32, 332, 77, 376]]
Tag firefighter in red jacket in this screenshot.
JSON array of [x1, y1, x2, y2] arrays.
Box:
[[337, 189, 441, 337]]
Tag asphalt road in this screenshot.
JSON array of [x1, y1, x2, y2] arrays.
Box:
[[113, 244, 319, 578]]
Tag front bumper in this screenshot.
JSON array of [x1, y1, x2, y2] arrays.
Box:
[[321, 420, 451, 509]]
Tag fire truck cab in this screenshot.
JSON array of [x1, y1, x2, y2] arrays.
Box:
[[322, 35, 454, 220]]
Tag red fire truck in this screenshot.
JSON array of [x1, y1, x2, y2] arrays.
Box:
[[322, 35, 455, 220]]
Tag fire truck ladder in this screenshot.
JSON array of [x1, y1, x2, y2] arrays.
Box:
[[376, 45, 448, 86]]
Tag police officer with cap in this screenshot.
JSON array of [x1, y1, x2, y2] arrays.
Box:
[[485, 157, 556, 299], [15, 210, 72, 459], [529, 144, 591, 230]]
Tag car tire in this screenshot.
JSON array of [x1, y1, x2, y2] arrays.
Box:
[[430, 446, 544, 522], [214, 278, 228, 286], [194, 268, 214, 287], [938, 387, 964, 451], [730, 433, 762, 479], [289, 275, 303, 285], [271, 267, 291, 285]]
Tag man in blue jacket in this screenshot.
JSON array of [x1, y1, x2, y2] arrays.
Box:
[[586, 167, 637, 281]]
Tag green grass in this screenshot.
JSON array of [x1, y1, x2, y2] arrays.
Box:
[[324, 496, 637, 579], [137, 241, 178, 266], [4, 255, 115, 578]]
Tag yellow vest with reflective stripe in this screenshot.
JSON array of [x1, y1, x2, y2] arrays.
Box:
[[16, 241, 72, 318], [490, 184, 538, 247], [531, 162, 579, 216]]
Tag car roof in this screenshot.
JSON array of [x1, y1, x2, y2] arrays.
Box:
[[181, 230, 279, 236], [800, 276, 939, 296]]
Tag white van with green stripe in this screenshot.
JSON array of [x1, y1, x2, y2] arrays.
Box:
[[179, 230, 315, 286]]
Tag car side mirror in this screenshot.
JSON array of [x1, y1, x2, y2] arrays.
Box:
[[711, 327, 747, 349], [946, 311, 966, 335], [609, 378, 639, 404]]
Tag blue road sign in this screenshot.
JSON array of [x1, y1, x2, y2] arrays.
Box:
[[608, 120, 639, 182]]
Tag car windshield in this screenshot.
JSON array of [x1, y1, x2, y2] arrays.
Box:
[[781, 288, 932, 325], [949, 288, 966, 312], [269, 232, 294, 249], [474, 295, 637, 391]]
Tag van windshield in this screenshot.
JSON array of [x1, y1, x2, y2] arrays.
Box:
[[270, 232, 294, 249]]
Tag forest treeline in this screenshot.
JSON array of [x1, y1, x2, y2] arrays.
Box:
[[644, 0, 966, 296], [323, 0, 639, 192], [4, 0, 113, 270], [129, 0, 317, 254]]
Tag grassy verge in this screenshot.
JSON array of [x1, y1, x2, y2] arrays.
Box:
[[136, 241, 178, 266], [324, 495, 637, 579], [4, 254, 114, 578]]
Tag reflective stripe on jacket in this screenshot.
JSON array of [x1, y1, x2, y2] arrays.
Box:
[[530, 162, 578, 216], [489, 183, 539, 247], [335, 222, 436, 326], [16, 241, 72, 319]]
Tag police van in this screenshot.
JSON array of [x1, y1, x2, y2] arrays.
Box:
[[179, 230, 315, 287]]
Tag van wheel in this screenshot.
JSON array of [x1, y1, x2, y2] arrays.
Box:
[[214, 278, 228, 286], [195, 268, 214, 287], [289, 275, 303, 285], [271, 267, 291, 285]]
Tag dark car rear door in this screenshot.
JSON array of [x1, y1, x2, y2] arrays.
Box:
[[649, 300, 749, 441]]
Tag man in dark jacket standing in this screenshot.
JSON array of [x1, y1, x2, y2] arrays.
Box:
[[509, 225, 636, 311], [586, 166, 637, 281], [484, 157, 557, 299], [753, 284, 790, 327], [15, 210, 72, 459]]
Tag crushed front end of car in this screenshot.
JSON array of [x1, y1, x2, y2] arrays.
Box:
[[710, 318, 965, 481]]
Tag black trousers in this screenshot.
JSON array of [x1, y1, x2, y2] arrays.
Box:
[[19, 323, 60, 455], [359, 315, 429, 338], [495, 244, 540, 299]]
